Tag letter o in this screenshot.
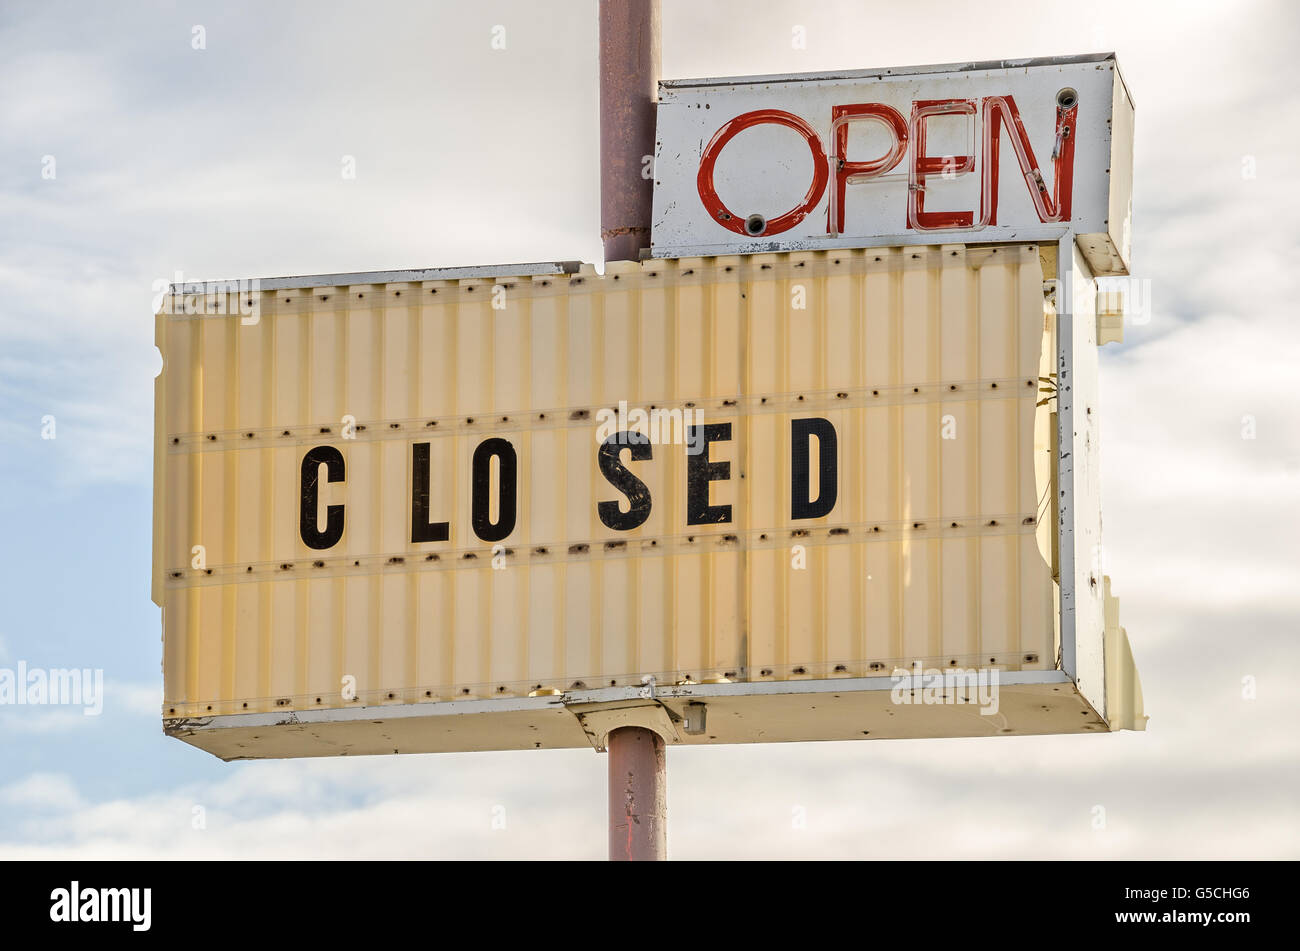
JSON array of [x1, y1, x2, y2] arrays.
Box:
[[697, 109, 830, 237]]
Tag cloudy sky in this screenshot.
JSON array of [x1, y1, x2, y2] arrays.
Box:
[[0, 0, 1296, 859]]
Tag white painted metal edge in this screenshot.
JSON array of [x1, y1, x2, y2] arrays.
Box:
[[170, 261, 582, 296], [164, 671, 1073, 733], [1057, 232, 1077, 681], [659, 52, 1117, 93], [651, 227, 1071, 260]]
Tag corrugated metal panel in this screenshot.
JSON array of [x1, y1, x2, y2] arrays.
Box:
[[154, 243, 1056, 719]]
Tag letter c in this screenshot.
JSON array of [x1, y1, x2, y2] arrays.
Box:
[[300, 446, 345, 550]]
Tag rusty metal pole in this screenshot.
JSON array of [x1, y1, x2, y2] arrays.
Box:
[[600, 0, 666, 862], [599, 0, 660, 263], [608, 726, 667, 860]]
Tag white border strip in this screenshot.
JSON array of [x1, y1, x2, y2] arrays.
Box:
[[651, 227, 1071, 260], [164, 671, 1072, 733], [659, 53, 1116, 93], [1057, 232, 1077, 679], [171, 261, 581, 296]]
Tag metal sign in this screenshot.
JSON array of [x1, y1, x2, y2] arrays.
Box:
[[651, 54, 1134, 276], [155, 241, 1144, 760]]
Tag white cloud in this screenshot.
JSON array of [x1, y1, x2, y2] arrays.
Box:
[[115, 682, 163, 717], [0, 709, 99, 734], [0, 773, 83, 811], [1099, 306, 1300, 614], [2, 708, 1296, 859]]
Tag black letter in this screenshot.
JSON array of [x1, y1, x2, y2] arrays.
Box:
[[300, 445, 345, 550], [687, 423, 732, 525], [598, 432, 653, 530], [471, 438, 517, 542], [410, 442, 450, 543], [791, 418, 838, 519]]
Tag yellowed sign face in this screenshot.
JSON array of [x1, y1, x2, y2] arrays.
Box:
[[155, 244, 1063, 750]]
